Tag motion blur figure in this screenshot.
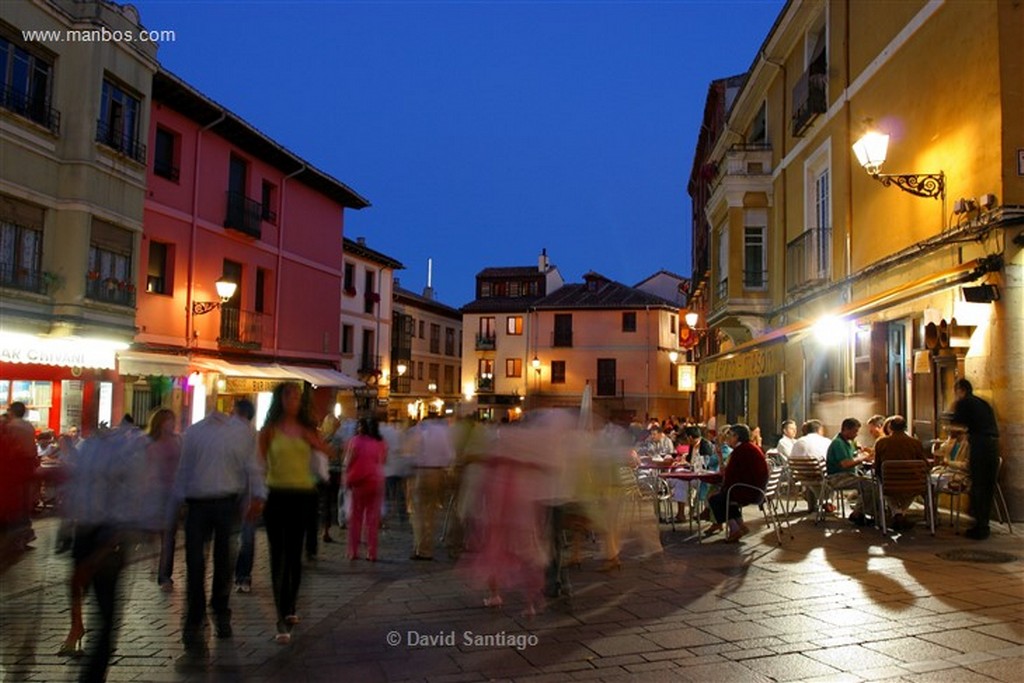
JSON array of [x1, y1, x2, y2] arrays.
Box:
[[60, 419, 149, 682]]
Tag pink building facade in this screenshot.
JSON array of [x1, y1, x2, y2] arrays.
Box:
[[126, 70, 368, 426]]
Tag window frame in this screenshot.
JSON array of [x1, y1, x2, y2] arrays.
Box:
[[550, 360, 566, 384]]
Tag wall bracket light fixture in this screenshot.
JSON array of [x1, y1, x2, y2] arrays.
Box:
[[853, 130, 944, 200], [192, 275, 237, 315]]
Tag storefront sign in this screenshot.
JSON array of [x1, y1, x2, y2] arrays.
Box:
[[0, 333, 119, 369], [225, 377, 286, 394], [697, 344, 785, 384]]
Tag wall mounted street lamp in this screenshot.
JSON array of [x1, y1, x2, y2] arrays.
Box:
[[396, 362, 408, 376], [192, 275, 237, 315], [531, 356, 541, 371], [852, 130, 945, 200], [668, 350, 679, 364]]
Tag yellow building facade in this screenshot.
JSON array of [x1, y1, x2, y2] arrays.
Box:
[[693, 0, 1021, 515]]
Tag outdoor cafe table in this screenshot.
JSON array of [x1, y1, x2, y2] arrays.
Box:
[[658, 469, 724, 542]]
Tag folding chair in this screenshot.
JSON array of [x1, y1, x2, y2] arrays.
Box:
[[786, 455, 829, 524], [877, 460, 935, 535]]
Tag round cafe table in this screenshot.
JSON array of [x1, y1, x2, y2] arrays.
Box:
[[659, 469, 723, 542]]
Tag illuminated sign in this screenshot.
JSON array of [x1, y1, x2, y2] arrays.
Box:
[[0, 333, 123, 369]]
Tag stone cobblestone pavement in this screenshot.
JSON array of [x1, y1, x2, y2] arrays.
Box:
[[2, 508, 1022, 682]]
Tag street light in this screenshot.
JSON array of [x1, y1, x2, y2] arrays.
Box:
[[852, 128, 945, 199], [396, 362, 408, 376], [192, 275, 237, 315]]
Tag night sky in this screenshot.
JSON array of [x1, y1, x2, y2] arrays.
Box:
[[130, 0, 784, 307]]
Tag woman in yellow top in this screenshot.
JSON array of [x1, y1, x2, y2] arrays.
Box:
[[259, 382, 328, 644]]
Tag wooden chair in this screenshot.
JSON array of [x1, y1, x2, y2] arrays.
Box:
[[877, 459, 935, 535]]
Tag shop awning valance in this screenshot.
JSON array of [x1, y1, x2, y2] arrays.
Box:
[[117, 351, 190, 377]]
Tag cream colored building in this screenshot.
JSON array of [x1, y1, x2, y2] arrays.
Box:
[[338, 236, 403, 419], [390, 281, 462, 421], [1, 0, 157, 431], [690, 0, 1021, 515]]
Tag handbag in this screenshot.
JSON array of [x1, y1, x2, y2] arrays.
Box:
[[310, 449, 330, 483]]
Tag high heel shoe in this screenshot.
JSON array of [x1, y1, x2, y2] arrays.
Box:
[[58, 631, 84, 656]]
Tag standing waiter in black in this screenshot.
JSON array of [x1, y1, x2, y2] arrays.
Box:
[[951, 378, 999, 540]]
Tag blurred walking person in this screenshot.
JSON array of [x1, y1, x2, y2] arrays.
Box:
[[145, 409, 182, 592], [343, 418, 387, 561], [260, 382, 328, 643], [174, 402, 265, 652], [409, 415, 455, 561]]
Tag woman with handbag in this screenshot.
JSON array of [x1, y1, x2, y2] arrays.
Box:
[[343, 418, 387, 561], [259, 382, 328, 644]]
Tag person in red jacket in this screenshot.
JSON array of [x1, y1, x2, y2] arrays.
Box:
[[706, 424, 769, 543]]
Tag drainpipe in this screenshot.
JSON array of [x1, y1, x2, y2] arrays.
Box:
[[273, 163, 306, 357], [186, 111, 226, 347]]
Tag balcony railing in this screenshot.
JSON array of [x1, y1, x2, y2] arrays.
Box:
[[590, 378, 624, 398], [742, 270, 768, 290], [218, 308, 264, 349], [1, 85, 60, 134], [95, 118, 146, 163], [390, 376, 411, 394], [475, 333, 496, 350], [86, 277, 136, 307], [224, 190, 263, 238], [552, 331, 573, 348], [359, 354, 382, 376], [791, 67, 827, 137], [476, 375, 494, 393], [786, 227, 832, 292], [0, 263, 45, 294]]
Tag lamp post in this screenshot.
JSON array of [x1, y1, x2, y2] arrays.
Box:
[[852, 129, 945, 200]]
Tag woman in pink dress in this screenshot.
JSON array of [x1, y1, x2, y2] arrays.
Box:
[[343, 418, 387, 561]]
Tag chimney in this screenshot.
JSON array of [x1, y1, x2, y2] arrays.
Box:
[[538, 247, 548, 272]]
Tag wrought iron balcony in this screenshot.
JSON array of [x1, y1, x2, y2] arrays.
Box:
[[476, 375, 494, 393], [475, 333, 496, 350], [742, 270, 768, 290], [0, 263, 45, 294], [86, 276, 136, 307], [95, 118, 146, 163], [217, 307, 264, 349], [1, 85, 60, 134], [786, 227, 832, 292], [390, 375, 411, 394], [359, 354, 382, 376], [153, 157, 180, 182], [792, 67, 827, 137], [224, 190, 263, 238]]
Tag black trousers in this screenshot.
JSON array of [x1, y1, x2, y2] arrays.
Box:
[[73, 525, 127, 683], [264, 489, 318, 621], [184, 496, 240, 625], [968, 435, 999, 530]]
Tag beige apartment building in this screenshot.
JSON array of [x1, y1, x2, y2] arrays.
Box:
[[689, 0, 1021, 513], [1, 0, 156, 432]]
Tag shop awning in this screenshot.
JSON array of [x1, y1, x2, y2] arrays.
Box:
[[0, 332, 123, 370], [190, 358, 297, 380], [117, 351, 190, 377], [697, 257, 987, 382], [275, 364, 362, 388]]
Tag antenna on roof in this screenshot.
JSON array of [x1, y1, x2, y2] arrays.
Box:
[[423, 258, 435, 300]]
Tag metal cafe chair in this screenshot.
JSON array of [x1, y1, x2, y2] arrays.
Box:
[[722, 466, 784, 545], [939, 457, 1014, 535], [876, 459, 935, 535]]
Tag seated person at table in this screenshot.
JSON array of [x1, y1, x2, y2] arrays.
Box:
[[789, 419, 832, 512], [669, 426, 715, 522], [826, 417, 877, 526], [637, 426, 675, 465], [872, 415, 928, 530], [705, 424, 768, 542], [776, 420, 798, 460]]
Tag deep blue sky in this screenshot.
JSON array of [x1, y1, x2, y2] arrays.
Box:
[[132, 0, 784, 307]]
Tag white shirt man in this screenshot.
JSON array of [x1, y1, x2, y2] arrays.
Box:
[[777, 420, 798, 459]]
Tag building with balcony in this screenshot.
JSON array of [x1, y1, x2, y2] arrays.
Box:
[[460, 250, 562, 422], [687, 0, 1022, 513], [135, 69, 368, 425], [337, 236, 403, 419], [390, 279, 462, 422], [0, 0, 157, 433]]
